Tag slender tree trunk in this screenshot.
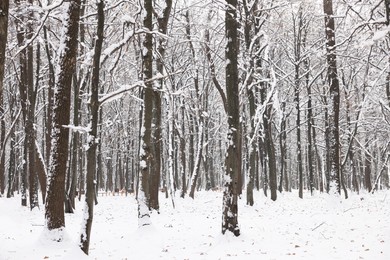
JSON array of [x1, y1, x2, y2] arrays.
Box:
[[80, 0, 104, 254], [0, 0, 9, 196], [311, 117, 324, 193], [323, 0, 341, 196], [6, 95, 16, 198], [278, 102, 287, 192], [26, 19, 38, 209], [43, 25, 55, 167], [65, 76, 79, 214], [14, 0, 28, 207], [189, 123, 203, 199], [364, 137, 372, 192], [295, 70, 303, 199], [179, 102, 186, 198]]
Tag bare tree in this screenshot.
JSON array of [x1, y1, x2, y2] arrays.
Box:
[[80, 0, 104, 254], [0, 0, 9, 196], [45, 0, 81, 233], [323, 0, 341, 196], [222, 0, 240, 236], [138, 0, 153, 226]]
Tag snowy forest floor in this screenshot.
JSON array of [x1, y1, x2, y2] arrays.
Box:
[[1, 189, 389, 260]]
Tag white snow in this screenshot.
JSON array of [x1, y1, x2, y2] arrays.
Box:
[[372, 27, 390, 42], [1, 190, 389, 259]]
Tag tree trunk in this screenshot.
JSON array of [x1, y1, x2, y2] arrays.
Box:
[[80, 0, 104, 254], [0, 0, 9, 196], [364, 137, 372, 192], [45, 0, 81, 234], [138, 0, 153, 227], [222, 0, 240, 236], [323, 0, 341, 196], [189, 123, 203, 199], [278, 102, 288, 192], [149, 0, 172, 210], [179, 102, 186, 198], [6, 95, 16, 198]]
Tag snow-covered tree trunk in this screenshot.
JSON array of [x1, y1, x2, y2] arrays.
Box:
[[80, 0, 104, 254], [293, 8, 304, 199], [189, 122, 203, 199], [323, 0, 341, 196], [45, 0, 80, 234], [138, 0, 153, 227], [222, 0, 241, 237]]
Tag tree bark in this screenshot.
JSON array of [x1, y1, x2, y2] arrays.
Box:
[[323, 0, 341, 195], [80, 0, 104, 254], [45, 0, 81, 233], [222, 0, 240, 236], [138, 0, 153, 227], [0, 0, 9, 196]]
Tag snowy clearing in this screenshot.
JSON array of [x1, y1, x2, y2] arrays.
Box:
[[1, 190, 389, 259]]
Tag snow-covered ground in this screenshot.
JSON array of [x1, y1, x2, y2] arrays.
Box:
[[1, 190, 389, 259]]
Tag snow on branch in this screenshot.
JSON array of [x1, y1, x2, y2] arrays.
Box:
[[99, 72, 180, 106], [100, 29, 142, 65], [62, 124, 91, 133], [13, 0, 64, 58], [101, 29, 169, 66]]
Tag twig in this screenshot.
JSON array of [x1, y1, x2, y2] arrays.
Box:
[[312, 221, 325, 231]]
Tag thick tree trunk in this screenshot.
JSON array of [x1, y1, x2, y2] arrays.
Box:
[[149, 0, 172, 210], [45, 0, 80, 233], [222, 0, 240, 236], [138, 0, 153, 227]]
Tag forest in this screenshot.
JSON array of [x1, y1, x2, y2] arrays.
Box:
[[0, 0, 390, 258]]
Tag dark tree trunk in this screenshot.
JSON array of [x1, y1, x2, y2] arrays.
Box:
[[14, 0, 28, 207], [26, 22, 38, 209], [293, 9, 304, 199], [149, 0, 172, 211], [222, 0, 240, 237], [6, 94, 16, 198], [364, 137, 372, 192], [264, 105, 277, 201], [295, 68, 303, 199], [0, 0, 9, 196], [45, 0, 81, 232], [80, 0, 104, 254], [311, 117, 324, 193], [138, 0, 153, 226], [43, 25, 55, 167], [179, 102, 187, 198], [279, 102, 288, 192], [323, 0, 341, 196]]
